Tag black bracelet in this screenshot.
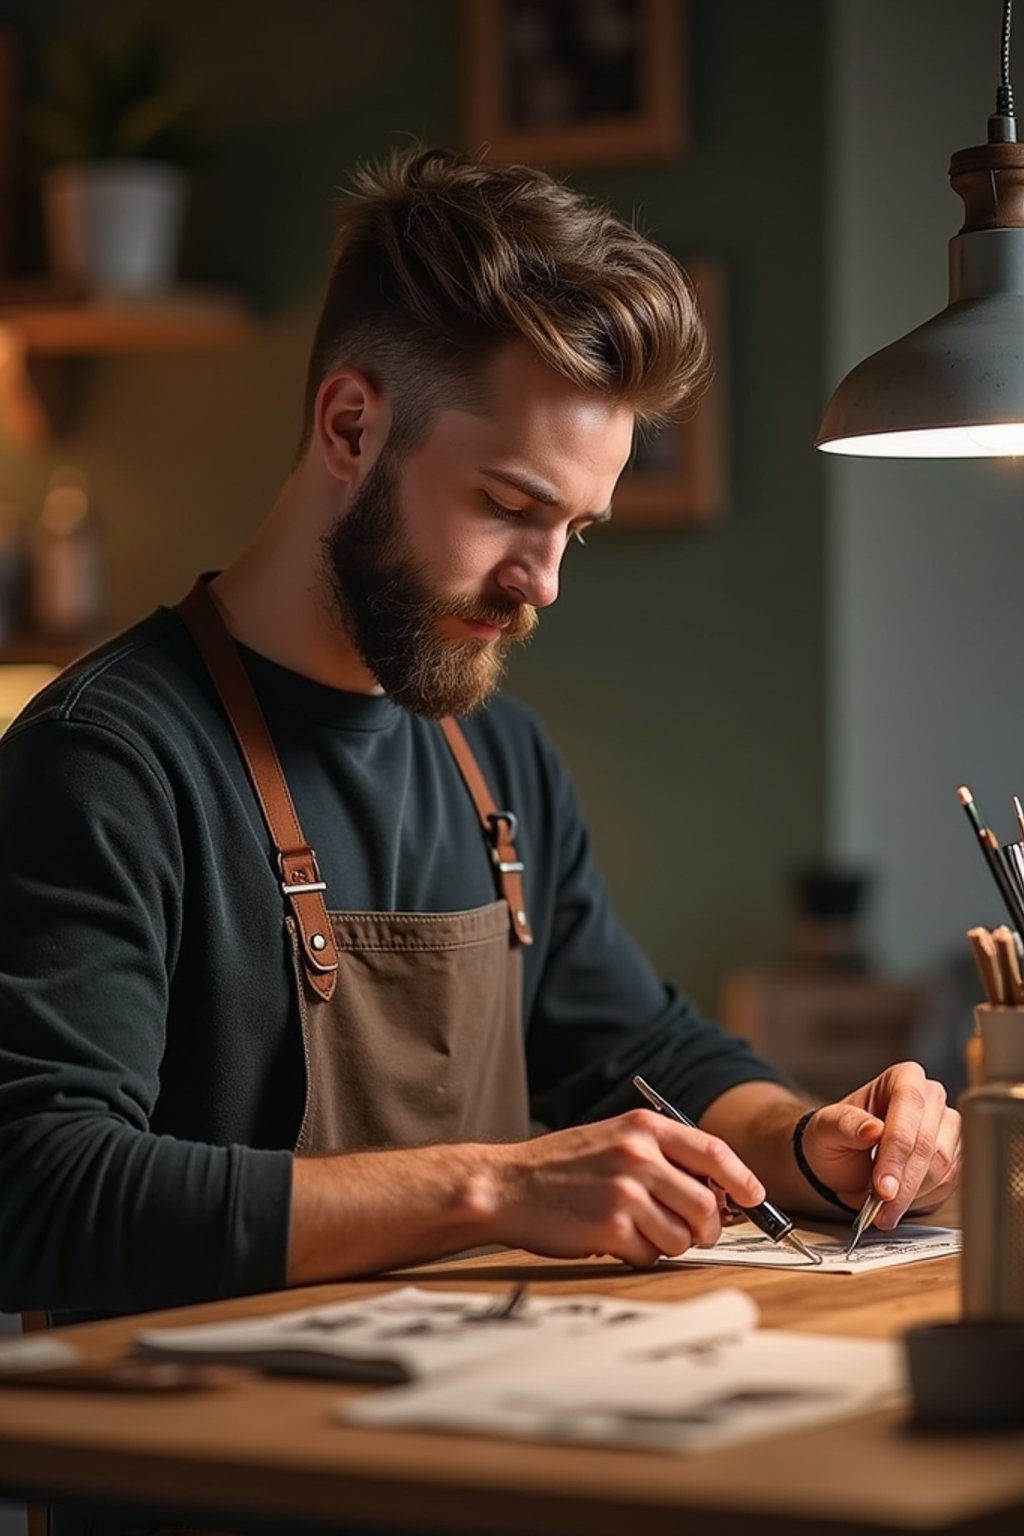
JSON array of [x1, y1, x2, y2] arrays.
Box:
[[792, 1108, 852, 1211]]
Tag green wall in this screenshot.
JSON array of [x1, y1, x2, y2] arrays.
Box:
[[827, 0, 1024, 977], [0, 0, 828, 1013]]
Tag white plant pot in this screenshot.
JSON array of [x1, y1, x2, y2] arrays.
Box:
[[42, 160, 188, 298]]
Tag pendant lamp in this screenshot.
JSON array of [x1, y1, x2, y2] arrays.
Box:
[[816, 0, 1024, 458]]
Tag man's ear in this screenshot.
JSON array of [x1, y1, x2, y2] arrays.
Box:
[[315, 368, 391, 485]]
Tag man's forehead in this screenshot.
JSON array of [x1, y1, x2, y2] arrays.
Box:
[[422, 398, 633, 495], [429, 359, 635, 466], [478, 339, 629, 416]]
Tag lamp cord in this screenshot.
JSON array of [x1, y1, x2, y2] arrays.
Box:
[[990, 0, 1017, 140], [998, 0, 1015, 117]]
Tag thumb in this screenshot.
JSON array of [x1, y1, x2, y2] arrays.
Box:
[[814, 1105, 884, 1151]]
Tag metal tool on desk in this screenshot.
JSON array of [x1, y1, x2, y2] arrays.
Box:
[[846, 1192, 885, 1258], [632, 1075, 822, 1264], [846, 1136, 884, 1257]]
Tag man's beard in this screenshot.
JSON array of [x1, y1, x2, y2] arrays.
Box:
[[322, 447, 537, 718]]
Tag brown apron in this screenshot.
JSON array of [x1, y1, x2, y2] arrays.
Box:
[[176, 577, 533, 1154]]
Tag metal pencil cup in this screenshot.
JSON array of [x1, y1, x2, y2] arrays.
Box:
[[961, 1080, 1024, 1321]]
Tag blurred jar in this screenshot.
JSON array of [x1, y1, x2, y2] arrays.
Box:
[[0, 501, 24, 647], [28, 468, 103, 642]]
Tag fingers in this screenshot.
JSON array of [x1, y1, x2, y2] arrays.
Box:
[[602, 1110, 772, 1261], [604, 1183, 699, 1266], [908, 1113, 961, 1214], [562, 1111, 750, 1264], [823, 1103, 885, 1151], [604, 1114, 729, 1251], [802, 1065, 962, 1225], [653, 1117, 766, 1209], [868, 1064, 954, 1225], [501, 1110, 768, 1268], [883, 1106, 962, 1224]]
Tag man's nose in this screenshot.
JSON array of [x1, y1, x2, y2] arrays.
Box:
[[496, 541, 562, 610]]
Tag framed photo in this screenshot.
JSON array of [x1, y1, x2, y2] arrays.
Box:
[[463, 0, 688, 168], [614, 259, 729, 528]]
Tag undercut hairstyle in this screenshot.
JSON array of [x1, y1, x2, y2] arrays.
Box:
[[296, 146, 709, 460]]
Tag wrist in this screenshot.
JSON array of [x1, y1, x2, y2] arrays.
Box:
[[445, 1142, 509, 1244], [288, 1142, 508, 1285], [791, 1109, 854, 1212]]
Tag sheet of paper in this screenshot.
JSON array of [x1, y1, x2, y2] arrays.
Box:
[[0, 1336, 79, 1372], [343, 1285, 904, 1453], [133, 1284, 702, 1383], [662, 1221, 960, 1273]]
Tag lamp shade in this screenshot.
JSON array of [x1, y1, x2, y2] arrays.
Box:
[[817, 141, 1024, 457]]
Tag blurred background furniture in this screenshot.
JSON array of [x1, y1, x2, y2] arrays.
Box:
[[720, 968, 927, 1102]]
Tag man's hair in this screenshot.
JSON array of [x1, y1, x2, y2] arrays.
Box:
[[296, 146, 709, 459]]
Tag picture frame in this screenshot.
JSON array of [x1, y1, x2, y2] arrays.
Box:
[[614, 258, 729, 528], [463, 0, 688, 169]]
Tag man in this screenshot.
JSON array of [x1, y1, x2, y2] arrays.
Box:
[[0, 149, 958, 1320]]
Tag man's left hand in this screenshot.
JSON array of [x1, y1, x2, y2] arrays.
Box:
[[799, 1062, 960, 1228]]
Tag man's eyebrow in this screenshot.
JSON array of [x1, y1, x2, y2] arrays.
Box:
[[478, 466, 613, 522]]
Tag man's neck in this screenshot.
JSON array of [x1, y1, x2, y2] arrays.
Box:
[[209, 479, 381, 695]]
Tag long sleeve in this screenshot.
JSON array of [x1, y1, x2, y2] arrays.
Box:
[[0, 716, 291, 1318]]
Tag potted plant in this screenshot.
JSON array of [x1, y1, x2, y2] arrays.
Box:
[[24, 32, 208, 298]]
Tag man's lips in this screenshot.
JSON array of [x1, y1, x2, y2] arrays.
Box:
[[457, 616, 505, 642]]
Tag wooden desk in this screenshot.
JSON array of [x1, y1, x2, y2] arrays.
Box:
[[0, 1247, 1022, 1536]]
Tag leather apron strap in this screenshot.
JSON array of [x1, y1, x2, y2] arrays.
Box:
[[175, 578, 533, 994], [176, 578, 340, 1001], [438, 718, 533, 947]]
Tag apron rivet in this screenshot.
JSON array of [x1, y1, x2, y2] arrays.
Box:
[[310, 933, 327, 951]]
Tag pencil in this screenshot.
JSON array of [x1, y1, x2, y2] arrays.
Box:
[[1015, 796, 1024, 841], [957, 786, 1024, 934], [1005, 842, 1024, 905], [968, 925, 1005, 1004], [994, 926, 1024, 1004]]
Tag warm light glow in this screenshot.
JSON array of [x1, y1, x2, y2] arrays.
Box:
[[818, 422, 1024, 457], [0, 665, 59, 733]]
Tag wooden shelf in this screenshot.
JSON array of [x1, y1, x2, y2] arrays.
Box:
[[0, 289, 250, 352], [0, 287, 251, 447], [0, 631, 104, 666]]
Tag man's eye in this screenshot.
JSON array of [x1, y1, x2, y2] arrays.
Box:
[[482, 492, 525, 522]]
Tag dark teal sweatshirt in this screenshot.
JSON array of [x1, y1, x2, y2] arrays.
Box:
[[0, 606, 786, 1319]]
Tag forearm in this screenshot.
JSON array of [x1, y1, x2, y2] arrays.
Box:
[[0, 1114, 291, 1315], [699, 1082, 839, 1217], [287, 1144, 501, 1284], [288, 1108, 776, 1280]]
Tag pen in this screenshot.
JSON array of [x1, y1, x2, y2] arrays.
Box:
[[632, 1075, 822, 1265], [957, 786, 1024, 936], [846, 1192, 884, 1258]]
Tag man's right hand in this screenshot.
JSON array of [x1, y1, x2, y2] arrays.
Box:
[[287, 1110, 766, 1284], [482, 1110, 766, 1267]]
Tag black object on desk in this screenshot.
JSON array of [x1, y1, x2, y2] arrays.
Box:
[[632, 1075, 821, 1264], [906, 1321, 1024, 1427]]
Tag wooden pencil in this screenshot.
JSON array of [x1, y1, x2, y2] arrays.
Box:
[[968, 925, 1005, 1004], [994, 926, 1024, 1004]]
